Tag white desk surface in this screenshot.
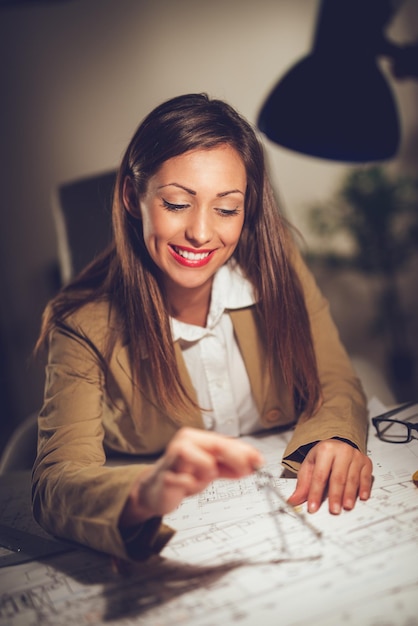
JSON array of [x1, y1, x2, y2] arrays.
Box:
[[0, 398, 417, 626]]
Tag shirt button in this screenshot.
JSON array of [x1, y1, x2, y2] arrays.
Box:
[[264, 409, 282, 424]]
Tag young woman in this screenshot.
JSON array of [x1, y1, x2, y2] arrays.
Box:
[[32, 93, 372, 561]]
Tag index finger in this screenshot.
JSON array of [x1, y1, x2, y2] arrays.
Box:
[[171, 428, 264, 479], [305, 452, 334, 513]]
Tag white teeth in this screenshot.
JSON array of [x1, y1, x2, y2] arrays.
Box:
[[174, 247, 210, 261]]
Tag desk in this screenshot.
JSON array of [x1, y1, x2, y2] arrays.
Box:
[[0, 399, 417, 626]]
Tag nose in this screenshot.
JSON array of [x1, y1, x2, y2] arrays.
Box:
[[185, 207, 213, 246]]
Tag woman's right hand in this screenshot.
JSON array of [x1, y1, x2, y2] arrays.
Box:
[[119, 427, 264, 528]]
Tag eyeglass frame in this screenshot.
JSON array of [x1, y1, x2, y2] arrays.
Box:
[[372, 401, 418, 444]]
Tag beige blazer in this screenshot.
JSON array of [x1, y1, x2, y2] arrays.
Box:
[[32, 250, 368, 560]]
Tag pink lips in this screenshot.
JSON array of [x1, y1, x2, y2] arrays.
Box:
[[169, 245, 215, 268]]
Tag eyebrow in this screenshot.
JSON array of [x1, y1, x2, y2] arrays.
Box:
[[157, 183, 244, 197]]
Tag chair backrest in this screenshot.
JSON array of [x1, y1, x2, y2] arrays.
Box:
[[0, 413, 38, 474], [53, 170, 117, 284]]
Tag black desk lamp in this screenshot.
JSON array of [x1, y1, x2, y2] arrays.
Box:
[[258, 0, 417, 162]]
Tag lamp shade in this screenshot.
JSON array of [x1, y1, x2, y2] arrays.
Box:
[[258, 0, 401, 162]]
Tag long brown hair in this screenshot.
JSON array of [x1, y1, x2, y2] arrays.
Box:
[[37, 93, 321, 418]]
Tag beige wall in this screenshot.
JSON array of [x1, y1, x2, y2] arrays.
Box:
[[0, 0, 417, 442]]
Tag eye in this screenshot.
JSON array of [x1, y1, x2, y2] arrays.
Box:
[[216, 207, 241, 217], [162, 199, 189, 212]]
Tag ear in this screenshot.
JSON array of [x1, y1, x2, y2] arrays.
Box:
[[122, 176, 141, 219]]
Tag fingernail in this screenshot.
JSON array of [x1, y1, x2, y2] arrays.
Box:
[[331, 502, 341, 514], [308, 501, 318, 513]]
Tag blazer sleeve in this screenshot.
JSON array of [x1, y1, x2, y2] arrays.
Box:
[[282, 247, 369, 473], [32, 315, 174, 561]]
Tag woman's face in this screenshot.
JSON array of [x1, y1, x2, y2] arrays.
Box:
[[138, 144, 246, 298]]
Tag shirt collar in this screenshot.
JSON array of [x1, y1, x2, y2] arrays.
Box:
[[170, 260, 256, 342]]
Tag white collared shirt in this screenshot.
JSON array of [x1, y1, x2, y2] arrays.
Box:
[[170, 261, 263, 436]]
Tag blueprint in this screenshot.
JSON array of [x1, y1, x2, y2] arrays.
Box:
[[0, 399, 417, 625]]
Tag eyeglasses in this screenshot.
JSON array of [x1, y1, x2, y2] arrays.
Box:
[[372, 401, 418, 443]]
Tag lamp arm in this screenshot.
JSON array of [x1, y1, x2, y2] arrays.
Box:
[[379, 38, 418, 79]]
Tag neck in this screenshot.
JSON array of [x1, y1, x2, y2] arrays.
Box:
[[165, 280, 213, 327]]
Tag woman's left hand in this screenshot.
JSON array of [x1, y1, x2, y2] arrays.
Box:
[[287, 439, 373, 514]]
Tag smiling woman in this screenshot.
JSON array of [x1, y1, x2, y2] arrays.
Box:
[[32, 93, 372, 562]]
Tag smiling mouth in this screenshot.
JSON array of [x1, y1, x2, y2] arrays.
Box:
[[172, 246, 211, 261], [169, 245, 215, 267]]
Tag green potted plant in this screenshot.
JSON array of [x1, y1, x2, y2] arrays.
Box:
[[307, 165, 418, 400]]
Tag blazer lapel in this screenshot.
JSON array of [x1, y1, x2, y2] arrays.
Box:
[[113, 340, 203, 428], [229, 308, 270, 415]]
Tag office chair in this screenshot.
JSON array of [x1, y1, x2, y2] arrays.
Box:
[[53, 170, 117, 284]]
